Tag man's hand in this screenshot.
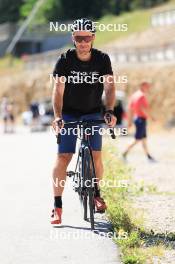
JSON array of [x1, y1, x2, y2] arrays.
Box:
[[104, 111, 117, 127], [52, 117, 64, 135]]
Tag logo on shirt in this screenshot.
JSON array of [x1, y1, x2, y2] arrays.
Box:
[[69, 71, 100, 84]]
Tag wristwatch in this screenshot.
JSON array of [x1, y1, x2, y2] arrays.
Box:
[[105, 110, 114, 115]]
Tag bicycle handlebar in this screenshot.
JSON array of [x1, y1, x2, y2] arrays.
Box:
[[56, 119, 116, 144]]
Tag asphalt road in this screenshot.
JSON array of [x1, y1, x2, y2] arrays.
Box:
[[0, 127, 121, 264]]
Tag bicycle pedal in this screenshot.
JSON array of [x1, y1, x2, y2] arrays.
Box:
[[95, 209, 105, 214], [66, 171, 75, 177], [74, 187, 79, 192]]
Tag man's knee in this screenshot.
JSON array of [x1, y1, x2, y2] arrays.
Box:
[[55, 153, 73, 167], [92, 150, 102, 158]]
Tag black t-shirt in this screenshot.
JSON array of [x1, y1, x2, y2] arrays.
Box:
[[53, 48, 113, 115]]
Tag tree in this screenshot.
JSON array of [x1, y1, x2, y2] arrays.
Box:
[[115, 0, 121, 15], [0, 0, 170, 25], [123, 0, 131, 11], [0, 0, 23, 23], [54, 0, 109, 20]]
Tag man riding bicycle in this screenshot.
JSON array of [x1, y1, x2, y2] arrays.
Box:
[[51, 18, 117, 225]]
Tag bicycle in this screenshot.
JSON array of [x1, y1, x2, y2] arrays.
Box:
[[56, 117, 115, 230]]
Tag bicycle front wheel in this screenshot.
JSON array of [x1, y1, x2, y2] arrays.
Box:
[[82, 147, 95, 230]]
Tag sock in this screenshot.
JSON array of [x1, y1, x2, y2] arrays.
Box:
[[95, 189, 101, 198], [54, 196, 62, 208], [147, 154, 152, 159]]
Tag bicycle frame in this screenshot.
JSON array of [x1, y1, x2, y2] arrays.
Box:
[[73, 123, 98, 193]]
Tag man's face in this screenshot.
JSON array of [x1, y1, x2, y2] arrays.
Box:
[[72, 31, 95, 54], [142, 83, 151, 93]]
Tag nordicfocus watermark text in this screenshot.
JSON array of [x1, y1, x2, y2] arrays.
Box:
[[52, 177, 129, 189], [50, 229, 128, 241], [50, 73, 128, 85], [49, 22, 128, 32], [53, 126, 127, 137]]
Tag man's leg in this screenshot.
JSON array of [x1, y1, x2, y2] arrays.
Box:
[[92, 150, 107, 212], [51, 113, 77, 225], [51, 153, 73, 225], [123, 139, 139, 158], [92, 150, 103, 183], [141, 138, 149, 156], [140, 119, 155, 161], [3, 117, 8, 133], [53, 114, 77, 201], [142, 138, 155, 161], [53, 153, 73, 197], [9, 115, 15, 133], [123, 117, 142, 159]]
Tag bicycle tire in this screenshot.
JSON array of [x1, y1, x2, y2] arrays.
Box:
[[83, 147, 95, 230], [83, 192, 88, 221], [81, 148, 88, 221]]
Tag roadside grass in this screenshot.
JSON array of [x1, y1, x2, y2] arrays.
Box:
[[0, 55, 23, 74], [95, 0, 175, 47], [95, 10, 150, 47], [102, 141, 165, 263], [121, 245, 164, 264]]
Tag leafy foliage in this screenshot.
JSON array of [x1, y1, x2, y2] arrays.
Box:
[[0, 0, 170, 24]]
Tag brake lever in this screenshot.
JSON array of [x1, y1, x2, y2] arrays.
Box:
[[105, 113, 116, 139]]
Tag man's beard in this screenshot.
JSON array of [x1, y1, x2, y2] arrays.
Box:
[[75, 42, 93, 54], [78, 49, 91, 55]]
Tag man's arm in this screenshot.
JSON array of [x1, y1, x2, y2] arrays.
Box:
[[103, 75, 117, 127], [52, 77, 65, 133], [127, 108, 133, 127], [104, 75, 116, 111], [139, 96, 155, 121], [52, 77, 65, 119], [140, 106, 155, 121]]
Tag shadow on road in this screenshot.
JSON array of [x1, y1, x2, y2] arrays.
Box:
[[53, 217, 114, 238]]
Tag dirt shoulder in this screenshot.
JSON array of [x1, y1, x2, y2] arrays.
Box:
[[117, 129, 175, 263]]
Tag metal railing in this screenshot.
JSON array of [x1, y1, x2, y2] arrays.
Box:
[[24, 43, 175, 69], [24, 48, 66, 69], [151, 9, 175, 26], [109, 43, 175, 64]]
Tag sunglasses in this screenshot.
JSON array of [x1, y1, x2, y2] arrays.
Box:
[[74, 35, 93, 43]]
